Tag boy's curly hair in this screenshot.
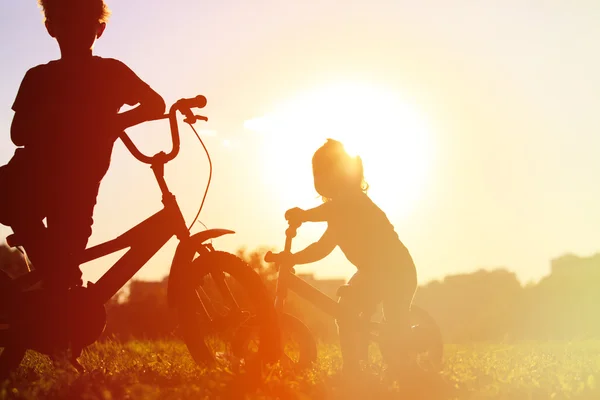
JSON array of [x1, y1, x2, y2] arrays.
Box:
[[38, 0, 111, 23]]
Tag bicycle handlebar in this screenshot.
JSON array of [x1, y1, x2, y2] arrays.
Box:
[[176, 95, 207, 123], [264, 220, 303, 264], [119, 95, 208, 165], [264, 251, 276, 263]]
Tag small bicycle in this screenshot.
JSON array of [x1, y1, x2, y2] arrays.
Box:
[[232, 220, 443, 373], [0, 95, 280, 378]]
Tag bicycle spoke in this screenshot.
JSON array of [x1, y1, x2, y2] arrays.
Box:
[[210, 270, 240, 311], [194, 287, 218, 319], [192, 288, 213, 325]]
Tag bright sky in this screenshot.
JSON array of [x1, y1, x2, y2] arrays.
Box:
[[1, 0, 599, 286]]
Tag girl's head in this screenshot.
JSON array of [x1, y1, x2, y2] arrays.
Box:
[[312, 139, 368, 202]]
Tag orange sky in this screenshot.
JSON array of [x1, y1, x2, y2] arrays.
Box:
[[1, 1, 600, 286]]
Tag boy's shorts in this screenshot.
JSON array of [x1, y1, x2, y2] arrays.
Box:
[[0, 148, 98, 256]]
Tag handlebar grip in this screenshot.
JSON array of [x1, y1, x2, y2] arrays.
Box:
[[121, 96, 208, 165], [177, 95, 207, 111], [264, 251, 275, 263], [285, 225, 298, 239]]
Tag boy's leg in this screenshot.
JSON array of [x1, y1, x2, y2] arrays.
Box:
[[33, 185, 98, 351], [9, 219, 47, 266], [44, 184, 98, 290], [0, 157, 48, 272]]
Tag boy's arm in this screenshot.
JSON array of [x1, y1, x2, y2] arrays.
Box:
[[290, 228, 336, 265], [115, 86, 165, 132], [11, 109, 58, 147], [11, 112, 33, 147], [10, 69, 42, 147], [113, 61, 166, 133]]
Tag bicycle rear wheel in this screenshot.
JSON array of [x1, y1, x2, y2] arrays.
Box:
[[177, 250, 280, 369], [409, 305, 443, 371], [379, 305, 443, 373]]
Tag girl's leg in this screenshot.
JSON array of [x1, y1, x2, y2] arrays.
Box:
[[381, 265, 417, 375], [336, 289, 362, 377], [336, 272, 379, 377]]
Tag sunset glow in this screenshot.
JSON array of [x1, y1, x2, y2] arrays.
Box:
[[245, 82, 433, 219]]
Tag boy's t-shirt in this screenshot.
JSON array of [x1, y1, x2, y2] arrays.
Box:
[[11, 56, 150, 189]]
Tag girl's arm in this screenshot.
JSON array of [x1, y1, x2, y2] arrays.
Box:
[[287, 202, 332, 224], [291, 228, 336, 265], [303, 203, 332, 222]]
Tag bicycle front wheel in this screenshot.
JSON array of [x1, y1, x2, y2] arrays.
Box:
[[232, 312, 317, 371], [379, 305, 443, 373], [177, 250, 280, 369]]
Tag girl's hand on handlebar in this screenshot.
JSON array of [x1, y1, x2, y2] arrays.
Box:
[[264, 251, 295, 266], [285, 207, 305, 227]]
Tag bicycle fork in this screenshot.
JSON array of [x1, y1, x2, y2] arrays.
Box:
[[274, 222, 300, 313]]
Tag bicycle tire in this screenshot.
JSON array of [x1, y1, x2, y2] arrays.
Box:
[[177, 251, 280, 367], [409, 305, 443, 371], [232, 312, 318, 370]]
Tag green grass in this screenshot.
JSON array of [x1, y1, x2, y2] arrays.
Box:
[[1, 340, 600, 399]]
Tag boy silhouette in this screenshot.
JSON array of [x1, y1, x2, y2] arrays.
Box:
[[0, 0, 165, 291]]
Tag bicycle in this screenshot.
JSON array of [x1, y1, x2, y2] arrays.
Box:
[[231, 220, 443, 374], [0, 95, 280, 378]]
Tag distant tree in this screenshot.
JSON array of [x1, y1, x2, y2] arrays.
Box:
[[519, 253, 600, 339], [103, 278, 175, 340], [236, 246, 278, 294], [61, 247, 600, 343], [414, 269, 523, 342]]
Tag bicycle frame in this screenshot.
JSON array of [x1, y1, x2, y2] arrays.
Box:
[[272, 224, 382, 336], [82, 176, 187, 304], [275, 266, 341, 318], [267, 224, 444, 371], [5, 97, 234, 307]]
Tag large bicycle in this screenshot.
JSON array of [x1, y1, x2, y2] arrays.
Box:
[[231, 220, 443, 374], [0, 95, 280, 378]]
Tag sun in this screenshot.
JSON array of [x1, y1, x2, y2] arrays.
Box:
[[245, 82, 433, 220]]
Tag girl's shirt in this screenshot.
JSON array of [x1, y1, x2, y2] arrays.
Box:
[[324, 192, 414, 276]]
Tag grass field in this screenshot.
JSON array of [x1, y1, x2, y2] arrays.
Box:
[[1, 340, 599, 399]]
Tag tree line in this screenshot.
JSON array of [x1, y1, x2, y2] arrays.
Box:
[[1, 244, 599, 343]]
